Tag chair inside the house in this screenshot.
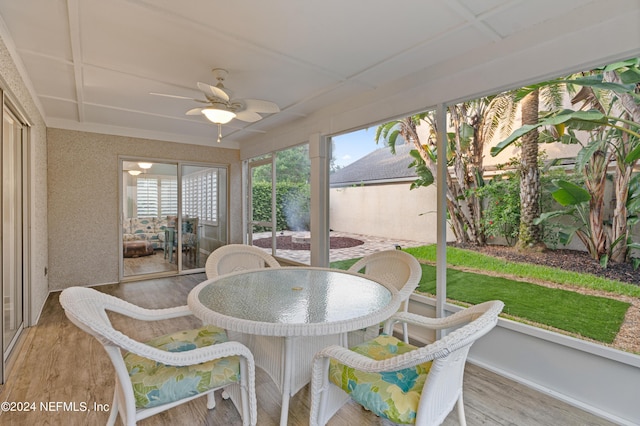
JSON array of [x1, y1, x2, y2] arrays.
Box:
[[204, 243, 281, 279], [163, 217, 199, 264], [309, 300, 504, 426], [182, 217, 199, 263], [163, 226, 176, 261], [59, 286, 257, 426], [348, 249, 422, 342]]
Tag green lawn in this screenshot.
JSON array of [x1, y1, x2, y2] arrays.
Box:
[[331, 247, 633, 344], [404, 244, 640, 298]]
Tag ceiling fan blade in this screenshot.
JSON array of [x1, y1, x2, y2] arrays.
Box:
[[185, 108, 203, 116], [241, 98, 280, 113], [150, 92, 208, 103], [235, 110, 263, 122], [197, 82, 230, 102]]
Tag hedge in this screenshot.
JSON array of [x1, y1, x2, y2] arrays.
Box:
[[252, 182, 310, 231]]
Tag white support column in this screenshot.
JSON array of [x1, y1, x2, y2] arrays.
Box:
[[309, 133, 330, 267], [436, 103, 447, 325], [241, 160, 248, 244]]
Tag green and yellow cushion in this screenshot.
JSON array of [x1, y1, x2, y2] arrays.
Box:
[[124, 325, 239, 409], [328, 334, 432, 424]]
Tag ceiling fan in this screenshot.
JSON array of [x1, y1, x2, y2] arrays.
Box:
[[152, 68, 280, 142]]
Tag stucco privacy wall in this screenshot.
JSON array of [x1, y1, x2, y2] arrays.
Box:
[[47, 128, 241, 291], [330, 182, 455, 243], [0, 36, 48, 325]]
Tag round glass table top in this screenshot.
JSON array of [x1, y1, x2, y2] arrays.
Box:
[[196, 268, 394, 325]]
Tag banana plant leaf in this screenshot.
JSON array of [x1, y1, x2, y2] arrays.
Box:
[[602, 58, 640, 72], [618, 68, 640, 84], [568, 75, 637, 93], [534, 209, 575, 224], [602, 58, 640, 84], [625, 142, 640, 163], [628, 243, 640, 251], [513, 73, 635, 102], [492, 110, 605, 156], [550, 179, 591, 206], [491, 109, 637, 157], [408, 149, 434, 189]]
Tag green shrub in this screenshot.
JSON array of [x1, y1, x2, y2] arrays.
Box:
[[476, 172, 520, 245], [252, 182, 310, 231]]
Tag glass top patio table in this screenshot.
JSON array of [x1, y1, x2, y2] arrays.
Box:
[[188, 267, 400, 337], [188, 266, 400, 426]]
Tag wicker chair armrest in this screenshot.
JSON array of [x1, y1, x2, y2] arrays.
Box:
[[382, 311, 467, 333], [346, 257, 372, 275], [105, 297, 193, 321], [383, 300, 503, 334], [61, 287, 194, 322], [314, 301, 501, 373], [311, 301, 503, 426]]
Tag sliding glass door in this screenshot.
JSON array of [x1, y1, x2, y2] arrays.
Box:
[[247, 156, 274, 253], [247, 145, 311, 264], [122, 160, 178, 277], [181, 164, 228, 270], [121, 159, 228, 279], [2, 105, 25, 382]]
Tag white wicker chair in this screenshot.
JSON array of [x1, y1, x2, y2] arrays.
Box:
[[309, 300, 504, 426], [59, 286, 257, 426], [205, 244, 281, 279], [348, 249, 422, 342]]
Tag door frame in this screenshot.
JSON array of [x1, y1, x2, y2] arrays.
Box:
[[246, 155, 275, 253], [0, 92, 31, 384], [119, 157, 230, 281]]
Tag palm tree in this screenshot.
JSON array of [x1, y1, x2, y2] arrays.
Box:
[[517, 88, 544, 250], [493, 59, 640, 264], [376, 95, 517, 245]]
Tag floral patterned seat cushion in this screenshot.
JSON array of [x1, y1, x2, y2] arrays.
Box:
[[328, 334, 432, 424], [123, 325, 239, 409]]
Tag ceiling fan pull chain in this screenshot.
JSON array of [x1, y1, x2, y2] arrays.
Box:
[[217, 123, 223, 143]]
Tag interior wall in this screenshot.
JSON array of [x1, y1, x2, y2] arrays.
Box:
[[47, 128, 241, 290], [0, 36, 47, 325]]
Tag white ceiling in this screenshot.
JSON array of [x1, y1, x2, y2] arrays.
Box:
[[0, 0, 639, 149]]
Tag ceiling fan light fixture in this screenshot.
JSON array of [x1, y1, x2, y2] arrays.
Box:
[[201, 107, 236, 124], [128, 170, 141, 176]]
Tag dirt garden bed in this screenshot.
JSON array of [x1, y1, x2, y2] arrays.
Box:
[[455, 243, 640, 286], [253, 235, 364, 250]]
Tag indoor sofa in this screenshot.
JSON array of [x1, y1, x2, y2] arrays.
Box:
[[122, 217, 169, 249]]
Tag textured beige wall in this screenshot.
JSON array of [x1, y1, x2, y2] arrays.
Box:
[[0, 37, 48, 325], [47, 129, 241, 290], [330, 182, 454, 243]]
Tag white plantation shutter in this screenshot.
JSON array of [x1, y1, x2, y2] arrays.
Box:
[[134, 169, 216, 220], [136, 178, 158, 217], [161, 178, 177, 216], [182, 169, 218, 223], [136, 176, 178, 217]]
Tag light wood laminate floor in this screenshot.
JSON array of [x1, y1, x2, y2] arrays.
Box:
[[0, 274, 615, 425]]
